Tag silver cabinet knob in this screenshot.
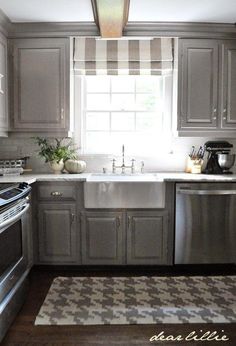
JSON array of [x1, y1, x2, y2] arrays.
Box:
[[51, 191, 62, 197], [213, 108, 217, 113]]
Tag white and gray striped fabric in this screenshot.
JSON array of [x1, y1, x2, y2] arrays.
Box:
[[73, 37, 173, 75]]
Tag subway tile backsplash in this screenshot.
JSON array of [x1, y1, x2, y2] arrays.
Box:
[[1, 136, 236, 173]]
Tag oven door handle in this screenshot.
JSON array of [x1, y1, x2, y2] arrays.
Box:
[[177, 188, 236, 196], [0, 203, 30, 232]]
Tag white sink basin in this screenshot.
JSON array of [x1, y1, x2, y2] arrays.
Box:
[[84, 178, 165, 209], [87, 173, 162, 182]]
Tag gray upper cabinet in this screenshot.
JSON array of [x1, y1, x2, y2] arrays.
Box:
[[81, 211, 124, 265], [177, 39, 236, 136], [221, 41, 236, 129], [0, 32, 8, 137], [127, 211, 169, 265], [178, 39, 218, 131], [38, 203, 78, 264], [10, 38, 70, 133]]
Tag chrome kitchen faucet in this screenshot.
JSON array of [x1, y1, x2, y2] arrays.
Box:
[[112, 145, 136, 174]]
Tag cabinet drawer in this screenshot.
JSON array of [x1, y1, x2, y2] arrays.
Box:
[[38, 183, 76, 201]]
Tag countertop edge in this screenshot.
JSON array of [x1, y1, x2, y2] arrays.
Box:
[[1, 172, 236, 184]]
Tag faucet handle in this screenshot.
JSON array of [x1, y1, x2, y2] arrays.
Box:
[[131, 159, 136, 173], [111, 158, 116, 174], [141, 161, 145, 173]]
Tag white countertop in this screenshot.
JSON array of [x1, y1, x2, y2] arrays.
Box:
[[1, 172, 236, 184]]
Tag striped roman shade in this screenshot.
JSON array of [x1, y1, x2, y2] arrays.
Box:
[[73, 37, 173, 75]]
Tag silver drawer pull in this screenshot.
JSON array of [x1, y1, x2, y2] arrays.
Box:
[[51, 191, 62, 197]]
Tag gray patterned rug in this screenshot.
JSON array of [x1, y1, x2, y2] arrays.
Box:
[[35, 276, 236, 325]]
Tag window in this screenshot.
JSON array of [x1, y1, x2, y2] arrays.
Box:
[[75, 74, 173, 155]]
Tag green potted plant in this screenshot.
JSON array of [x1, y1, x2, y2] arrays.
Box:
[[34, 137, 78, 174]]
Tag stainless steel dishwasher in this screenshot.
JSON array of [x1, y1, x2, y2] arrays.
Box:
[[175, 183, 236, 264]]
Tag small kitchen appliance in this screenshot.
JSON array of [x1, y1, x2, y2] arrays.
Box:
[[203, 141, 235, 174]]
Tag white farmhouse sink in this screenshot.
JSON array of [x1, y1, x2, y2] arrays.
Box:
[[84, 175, 165, 209]]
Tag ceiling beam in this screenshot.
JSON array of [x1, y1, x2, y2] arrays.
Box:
[[91, 0, 130, 38]]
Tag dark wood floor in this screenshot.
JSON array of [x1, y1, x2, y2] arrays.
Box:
[[2, 266, 236, 346]]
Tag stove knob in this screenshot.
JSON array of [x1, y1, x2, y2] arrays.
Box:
[[19, 182, 28, 189]]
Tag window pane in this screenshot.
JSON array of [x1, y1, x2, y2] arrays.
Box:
[[111, 94, 135, 110], [111, 112, 135, 131], [136, 77, 160, 93], [86, 112, 110, 131], [80, 75, 172, 154], [136, 112, 161, 131], [136, 94, 157, 111], [111, 132, 136, 153], [85, 132, 111, 153], [86, 76, 110, 92], [112, 77, 135, 92], [87, 94, 110, 110]]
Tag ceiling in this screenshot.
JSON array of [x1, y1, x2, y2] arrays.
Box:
[[0, 0, 236, 24]]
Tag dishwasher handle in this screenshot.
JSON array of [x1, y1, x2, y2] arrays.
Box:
[[177, 188, 236, 196]]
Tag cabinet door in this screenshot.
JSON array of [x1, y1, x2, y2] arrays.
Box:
[[12, 38, 69, 131], [221, 41, 236, 129], [81, 212, 124, 265], [38, 203, 78, 264], [0, 33, 8, 135], [178, 39, 218, 130], [127, 211, 168, 265]]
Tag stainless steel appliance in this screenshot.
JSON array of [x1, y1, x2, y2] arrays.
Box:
[[0, 182, 31, 342], [217, 153, 235, 174], [175, 183, 236, 264], [203, 141, 235, 174]]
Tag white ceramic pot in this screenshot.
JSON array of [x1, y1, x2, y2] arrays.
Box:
[[65, 159, 86, 174], [49, 159, 64, 174]]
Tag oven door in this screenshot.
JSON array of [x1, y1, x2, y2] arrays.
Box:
[[0, 201, 29, 303]]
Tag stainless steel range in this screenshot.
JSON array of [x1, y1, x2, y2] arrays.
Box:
[[0, 182, 32, 342]]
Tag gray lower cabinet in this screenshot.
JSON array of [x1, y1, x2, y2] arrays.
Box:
[[38, 203, 78, 264], [10, 38, 70, 133], [81, 211, 124, 265], [127, 211, 169, 265], [0, 32, 8, 137]]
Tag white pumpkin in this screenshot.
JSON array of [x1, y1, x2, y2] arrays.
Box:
[[65, 159, 86, 174]]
